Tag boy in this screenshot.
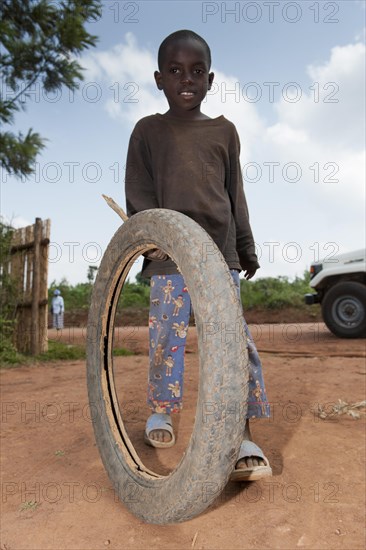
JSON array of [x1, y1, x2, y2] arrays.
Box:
[[125, 30, 272, 481]]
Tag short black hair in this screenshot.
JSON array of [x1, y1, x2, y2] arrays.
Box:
[[158, 30, 212, 70]]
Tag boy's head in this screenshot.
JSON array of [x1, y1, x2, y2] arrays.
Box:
[[157, 30, 211, 71], [154, 30, 214, 118]]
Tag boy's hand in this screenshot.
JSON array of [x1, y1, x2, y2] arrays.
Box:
[[144, 248, 169, 262], [244, 267, 257, 280]]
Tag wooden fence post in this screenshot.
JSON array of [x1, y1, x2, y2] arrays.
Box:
[[8, 218, 50, 355], [31, 218, 42, 355]]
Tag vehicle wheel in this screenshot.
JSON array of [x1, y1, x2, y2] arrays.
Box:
[[322, 281, 366, 338], [86, 209, 249, 524]]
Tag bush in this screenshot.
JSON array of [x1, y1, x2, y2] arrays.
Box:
[[0, 335, 25, 366], [49, 272, 313, 312], [240, 272, 312, 310], [118, 281, 150, 308], [48, 279, 93, 310], [49, 279, 151, 310], [0, 222, 21, 366]]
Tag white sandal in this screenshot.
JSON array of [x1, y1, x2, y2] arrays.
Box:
[[230, 440, 272, 481], [144, 413, 176, 449]]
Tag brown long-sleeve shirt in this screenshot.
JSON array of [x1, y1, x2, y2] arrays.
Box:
[[125, 114, 260, 277]]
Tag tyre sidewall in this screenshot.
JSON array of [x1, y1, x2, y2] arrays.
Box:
[[87, 210, 249, 523], [322, 281, 366, 338]]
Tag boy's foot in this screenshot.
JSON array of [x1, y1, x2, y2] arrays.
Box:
[[230, 440, 272, 481], [144, 413, 175, 448]]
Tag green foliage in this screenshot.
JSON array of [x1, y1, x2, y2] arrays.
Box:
[[48, 278, 93, 310], [39, 342, 134, 360], [135, 271, 150, 287], [0, 130, 45, 176], [49, 272, 313, 312], [37, 340, 86, 361], [118, 281, 150, 308], [0, 339, 134, 367], [112, 347, 135, 357], [1, 0, 102, 177], [240, 271, 313, 310], [48, 277, 151, 309], [0, 222, 20, 365], [0, 222, 16, 319], [87, 265, 98, 283], [0, 332, 25, 366]]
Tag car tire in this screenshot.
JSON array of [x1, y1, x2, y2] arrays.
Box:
[[322, 281, 366, 338], [86, 209, 249, 524]]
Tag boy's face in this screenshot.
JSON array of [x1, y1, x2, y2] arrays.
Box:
[[154, 39, 214, 118]]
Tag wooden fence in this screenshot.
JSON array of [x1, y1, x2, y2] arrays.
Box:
[[9, 218, 51, 354]]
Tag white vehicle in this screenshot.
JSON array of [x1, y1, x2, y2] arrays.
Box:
[[305, 249, 366, 338]]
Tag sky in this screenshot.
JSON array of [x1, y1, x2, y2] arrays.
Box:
[[1, 0, 365, 285]]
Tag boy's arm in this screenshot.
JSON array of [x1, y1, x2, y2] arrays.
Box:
[[125, 130, 159, 216], [227, 129, 260, 278], [125, 126, 168, 262]]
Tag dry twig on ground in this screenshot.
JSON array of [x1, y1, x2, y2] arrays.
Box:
[[313, 399, 366, 420]]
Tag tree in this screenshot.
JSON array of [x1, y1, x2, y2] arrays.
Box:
[[87, 265, 98, 283], [0, 221, 18, 360], [0, 0, 102, 178], [135, 271, 150, 287], [0, 221, 16, 322]]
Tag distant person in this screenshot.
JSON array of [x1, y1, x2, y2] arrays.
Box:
[[51, 289, 64, 330]]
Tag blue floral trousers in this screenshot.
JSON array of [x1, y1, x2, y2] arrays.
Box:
[[147, 270, 270, 418]]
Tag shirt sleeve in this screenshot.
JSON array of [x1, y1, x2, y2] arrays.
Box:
[[226, 127, 260, 271], [124, 121, 176, 274], [125, 123, 159, 216]]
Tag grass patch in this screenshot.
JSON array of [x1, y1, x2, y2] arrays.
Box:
[[1, 339, 135, 367], [55, 449, 66, 456], [0, 340, 85, 366], [37, 340, 86, 361], [0, 336, 28, 366], [40, 341, 134, 360], [113, 347, 135, 356], [19, 500, 40, 512]]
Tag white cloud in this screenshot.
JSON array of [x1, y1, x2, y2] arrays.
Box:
[[82, 32, 156, 85], [83, 32, 167, 126], [273, 41, 365, 149], [262, 40, 365, 217], [265, 124, 308, 146]]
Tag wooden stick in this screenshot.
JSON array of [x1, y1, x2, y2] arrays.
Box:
[[102, 194, 129, 222]]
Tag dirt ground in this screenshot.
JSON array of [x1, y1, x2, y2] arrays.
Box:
[[1, 323, 365, 550]]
